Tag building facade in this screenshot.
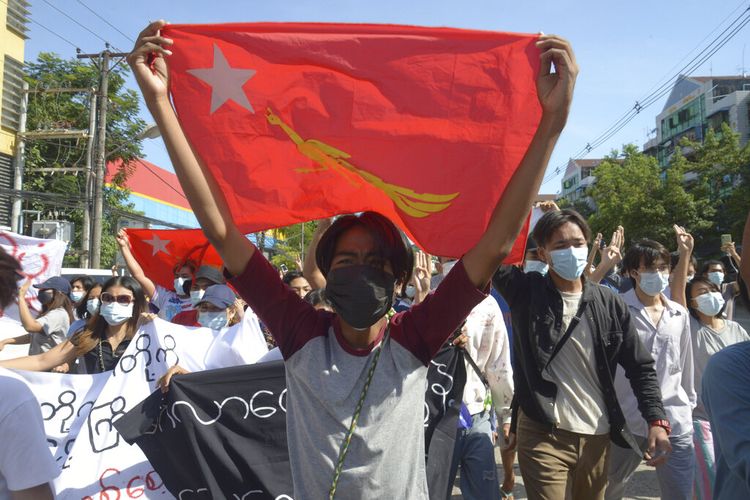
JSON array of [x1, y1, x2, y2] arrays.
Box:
[[651, 75, 750, 166], [0, 0, 29, 227], [559, 158, 605, 204], [106, 158, 199, 229]]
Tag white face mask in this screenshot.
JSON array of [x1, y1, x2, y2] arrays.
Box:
[[190, 290, 205, 307], [405, 285, 416, 299], [694, 291, 725, 317], [707, 271, 724, 287], [86, 298, 100, 316], [548, 246, 589, 281], [174, 277, 188, 294], [441, 260, 457, 278], [198, 310, 228, 330], [524, 260, 549, 275], [100, 302, 134, 325], [638, 271, 669, 297]]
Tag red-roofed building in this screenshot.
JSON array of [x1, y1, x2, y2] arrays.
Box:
[[106, 158, 198, 228]]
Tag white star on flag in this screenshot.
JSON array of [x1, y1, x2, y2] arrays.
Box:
[[144, 234, 171, 256], [187, 44, 257, 114]]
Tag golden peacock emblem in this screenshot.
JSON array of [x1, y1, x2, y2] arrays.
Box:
[[266, 108, 459, 218]]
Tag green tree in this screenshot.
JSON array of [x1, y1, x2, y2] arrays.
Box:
[[588, 144, 711, 245], [680, 123, 750, 246], [269, 222, 318, 272], [22, 52, 146, 267]]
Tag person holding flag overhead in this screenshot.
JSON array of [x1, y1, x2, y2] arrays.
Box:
[[128, 20, 577, 499]]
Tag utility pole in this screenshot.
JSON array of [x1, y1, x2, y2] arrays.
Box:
[[80, 88, 97, 268], [78, 48, 127, 268], [11, 82, 28, 234]]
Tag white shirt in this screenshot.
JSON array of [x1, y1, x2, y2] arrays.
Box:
[[614, 289, 696, 437], [461, 295, 513, 422], [0, 368, 60, 497], [152, 284, 193, 321], [546, 291, 610, 435]]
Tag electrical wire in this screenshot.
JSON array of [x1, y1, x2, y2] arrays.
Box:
[[0, 0, 80, 51], [38, 0, 123, 52], [540, 5, 750, 188], [74, 0, 135, 43]]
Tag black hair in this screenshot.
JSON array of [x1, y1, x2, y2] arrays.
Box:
[[315, 212, 414, 284], [70, 275, 95, 293], [686, 275, 726, 320], [0, 248, 21, 309], [669, 251, 697, 272], [622, 239, 671, 287], [282, 271, 306, 285], [75, 282, 103, 320], [38, 288, 74, 323], [304, 288, 332, 309], [701, 260, 725, 276], [531, 209, 592, 248]]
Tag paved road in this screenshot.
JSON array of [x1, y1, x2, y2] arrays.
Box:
[[452, 447, 661, 499]]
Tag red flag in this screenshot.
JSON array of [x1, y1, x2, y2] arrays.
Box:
[[125, 228, 223, 290], [163, 23, 542, 262]]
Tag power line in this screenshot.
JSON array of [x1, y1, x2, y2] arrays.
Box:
[[0, 0, 80, 51], [38, 0, 121, 51], [541, 5, 750, 188], [74, 0, 135, 43]]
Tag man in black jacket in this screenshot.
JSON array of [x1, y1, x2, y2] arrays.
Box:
[[493, 209, 671, 500]]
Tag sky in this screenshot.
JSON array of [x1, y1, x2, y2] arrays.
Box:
[[21, 0, 750, 195]]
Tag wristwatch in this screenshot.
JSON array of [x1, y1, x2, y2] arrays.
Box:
[[649, 419, 672, 436]]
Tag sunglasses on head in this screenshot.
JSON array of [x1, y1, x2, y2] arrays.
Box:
[[100, 292, 134, 305]]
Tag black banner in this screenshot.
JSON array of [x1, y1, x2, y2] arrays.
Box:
[[117, 347, 466, 500]]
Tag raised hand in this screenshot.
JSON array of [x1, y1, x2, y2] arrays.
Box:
[[674, 225, 694, 256], [115, 229, 131, 249], [536, 35, 579, 131], [127, 20, 174, 104], [411, 251, 433, 303]]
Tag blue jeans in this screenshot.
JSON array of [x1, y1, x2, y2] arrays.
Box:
[[448, 411, 501, 500]]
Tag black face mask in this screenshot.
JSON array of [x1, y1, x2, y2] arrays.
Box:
[[38, 290, 54, 305], [326, 265, 395, 330]]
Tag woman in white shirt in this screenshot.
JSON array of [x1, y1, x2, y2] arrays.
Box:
[[686, 275, 750, 500]]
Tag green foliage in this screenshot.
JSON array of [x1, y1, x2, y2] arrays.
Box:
[[679, 124, 750, 247], [587, 144, 712, 248], [269, 222, 318, 271], [21, 52, 147, 267], [557, 196, 595, 219]]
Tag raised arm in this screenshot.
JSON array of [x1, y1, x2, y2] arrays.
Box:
[[670, 225, 694, 308], [462, 36, 578, 289], [16, 280, 43, 333], [128, 21, 254, 276], [0, 340, 77, 372], [589, 226, 624, 284], [116, 229, 156, 299], [303, 218, 332, 289]]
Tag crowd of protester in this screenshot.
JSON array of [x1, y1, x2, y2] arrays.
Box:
[[1, 25, 750, 500]]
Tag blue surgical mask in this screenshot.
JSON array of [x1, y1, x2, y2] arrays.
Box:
[[548, 247, 589, 281], [524, 260, 549, 275], [190, 290, 205, 307], [638, 271, 669, 297], [405, 285, 416, 299], [100, 302, 134, 325], [70, 291, 85, 302], [695, 291, 725, 317], [707, 271, 724, 287], [198, 310, 228, 330], [86, 298, 100, 316]]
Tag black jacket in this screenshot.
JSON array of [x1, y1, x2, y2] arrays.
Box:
[[493, 266, 667, 450]]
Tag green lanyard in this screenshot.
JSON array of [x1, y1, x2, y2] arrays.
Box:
[[328, 327, 390, 499]]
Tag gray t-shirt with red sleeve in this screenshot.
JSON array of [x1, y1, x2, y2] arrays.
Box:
[[228, 250, 487, 499]]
